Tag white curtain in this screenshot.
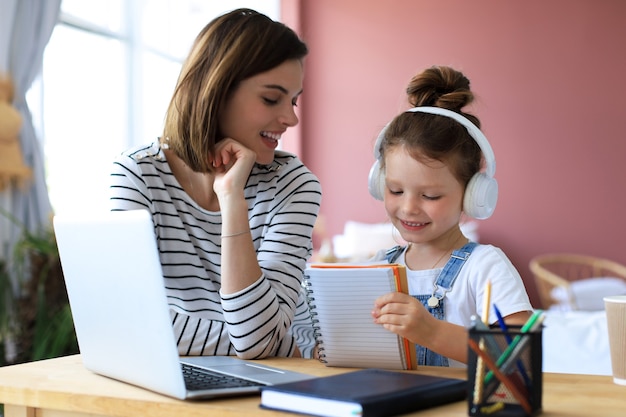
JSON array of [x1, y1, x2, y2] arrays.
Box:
[[0, 0, 62, 284]]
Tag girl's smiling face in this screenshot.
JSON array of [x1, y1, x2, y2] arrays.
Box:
[[218, 59, 304, 165], [383, 145, 465, 246]]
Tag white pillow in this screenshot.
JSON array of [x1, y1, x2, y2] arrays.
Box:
[[542, 310, 612, 375], [332, 221, 401, 260], [550, 277, 626, 311]]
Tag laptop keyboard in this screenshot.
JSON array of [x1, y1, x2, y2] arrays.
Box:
[[181, 363, 265, 391]]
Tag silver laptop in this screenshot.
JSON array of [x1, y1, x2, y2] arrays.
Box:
[[53, 209, 314, 400]]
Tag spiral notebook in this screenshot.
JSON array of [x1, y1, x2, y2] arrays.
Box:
[[304, 263, 416, 370]]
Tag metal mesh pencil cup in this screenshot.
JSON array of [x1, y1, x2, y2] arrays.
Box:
[[467, 324, 543, 416]]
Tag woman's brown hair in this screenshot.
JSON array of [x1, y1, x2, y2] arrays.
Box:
[[162, 8, 308, 172]]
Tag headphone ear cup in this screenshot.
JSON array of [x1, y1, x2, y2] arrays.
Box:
[[369, 124, 388, 201], [368, 159, 385, 201], [463, 173, 498, 220]]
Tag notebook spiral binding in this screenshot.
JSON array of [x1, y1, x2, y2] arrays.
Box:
[[304, 278, 327, 363]]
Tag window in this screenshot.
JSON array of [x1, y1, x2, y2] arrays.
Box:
[[29, 0, 279, 215]]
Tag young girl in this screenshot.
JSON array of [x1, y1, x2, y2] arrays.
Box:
[[369, 66, 532, 367], [109, 9, 321, 359]]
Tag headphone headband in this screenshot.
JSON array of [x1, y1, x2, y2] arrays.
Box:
[[385, 106, 496, 177]]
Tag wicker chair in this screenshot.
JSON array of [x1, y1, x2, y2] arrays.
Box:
[[529, 253, 626, 310]]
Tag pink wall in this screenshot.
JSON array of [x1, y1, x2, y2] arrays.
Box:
[[285, 0, 626, 306]]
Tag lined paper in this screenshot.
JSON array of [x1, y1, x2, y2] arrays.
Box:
[[305, 265, 415, 370]]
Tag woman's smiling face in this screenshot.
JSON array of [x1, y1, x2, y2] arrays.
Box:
[[218, 59, 304, 165]]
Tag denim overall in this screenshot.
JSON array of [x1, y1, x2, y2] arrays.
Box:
[[385, 242, 478, 366]]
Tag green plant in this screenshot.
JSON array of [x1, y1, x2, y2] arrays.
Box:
[[0, 207, 78, 365], [0, 257, 11, 360]]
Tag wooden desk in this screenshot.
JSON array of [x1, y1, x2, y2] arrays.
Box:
[[0, 354, 624, 417]]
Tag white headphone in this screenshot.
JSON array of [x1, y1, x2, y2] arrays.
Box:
[[368, 106, 498, 220]]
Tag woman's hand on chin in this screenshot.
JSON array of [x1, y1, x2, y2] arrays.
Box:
[[212, 138, 257, 196]]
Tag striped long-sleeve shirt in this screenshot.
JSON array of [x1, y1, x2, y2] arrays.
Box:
[[109, 142, 321, 359]]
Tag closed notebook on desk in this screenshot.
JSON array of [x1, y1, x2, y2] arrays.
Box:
[[305, 264, 416, 370], [260, 368, 467, 417]]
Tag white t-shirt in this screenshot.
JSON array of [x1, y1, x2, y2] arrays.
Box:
[[373, 244, 533, 367]]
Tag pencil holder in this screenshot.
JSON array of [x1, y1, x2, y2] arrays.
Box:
[[467, 324, 543, 417]]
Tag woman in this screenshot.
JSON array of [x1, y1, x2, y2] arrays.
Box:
[[109, 9, 321, 359]]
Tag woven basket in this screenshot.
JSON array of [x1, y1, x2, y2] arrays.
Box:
[[529, 253, 626, 310]]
